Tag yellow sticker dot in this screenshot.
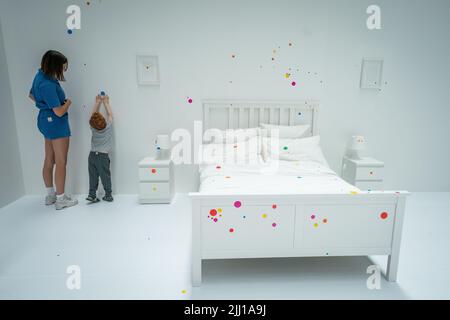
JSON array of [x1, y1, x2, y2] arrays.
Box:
[[350, 191, 358, 195], [218, 208, 222, 213], [181, 290, 187, 294], [314, 223, 319, 228], [262, 214, 267, 219], [285, 73, 291, 79]]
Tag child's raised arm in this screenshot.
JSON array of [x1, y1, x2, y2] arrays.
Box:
[[103, 95, 113, 123], [92, 95, 102, 114]]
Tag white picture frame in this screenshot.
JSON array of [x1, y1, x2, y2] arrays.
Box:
[[136, 54, 160, 85], [360, 58, 383, 89]]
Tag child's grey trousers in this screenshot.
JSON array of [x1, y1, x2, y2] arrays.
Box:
[[88, 151, 112, 197]]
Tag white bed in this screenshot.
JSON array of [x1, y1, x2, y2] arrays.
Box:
[[189, 100, 408, 286]]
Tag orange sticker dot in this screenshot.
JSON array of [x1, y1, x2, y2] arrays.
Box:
[[323, 219, 328, 223]]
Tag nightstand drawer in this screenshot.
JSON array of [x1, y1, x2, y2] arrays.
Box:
[[139, 167, 170, 181], [356, 167, 383, 180], [139, 182, 170, 199], [355, 181, 383, 191]]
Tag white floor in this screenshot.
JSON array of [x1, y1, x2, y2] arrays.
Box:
[[0, 193, 449, 300]]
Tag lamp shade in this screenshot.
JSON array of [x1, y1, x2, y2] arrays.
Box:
[[348, 135, 366, 151], [156, 134, 170, 150]]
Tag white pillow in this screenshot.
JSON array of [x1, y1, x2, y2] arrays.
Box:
[[260, 123, 311, 139], [201, 136, 261, 165], [204, 128, 258, 144], [262, 135, 329, 166]]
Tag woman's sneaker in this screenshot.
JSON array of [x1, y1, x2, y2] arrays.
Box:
[[55, 194, 78, 210], [45, 194, 57, 206]]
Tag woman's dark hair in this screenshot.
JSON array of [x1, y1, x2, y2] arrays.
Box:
[[41, 50, 68, 81]]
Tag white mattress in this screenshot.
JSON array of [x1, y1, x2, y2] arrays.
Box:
[[199, 158, 360, 195]]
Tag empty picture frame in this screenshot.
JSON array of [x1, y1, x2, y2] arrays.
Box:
[[360, 58, 383, 89], [137, 55, 160, 85]]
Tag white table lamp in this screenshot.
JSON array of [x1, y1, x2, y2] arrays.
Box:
[[155, 134, 171, 160], [347, 135, 366, 160]]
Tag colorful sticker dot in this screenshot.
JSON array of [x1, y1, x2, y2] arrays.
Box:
[[272, 223, 277, 227], [311, 215, 316, 220], [67, 29, 73, 35], [314, 223, 319, 228], [214, 218, 218, 222], [234, 201, 242, 208], [187, 98, 193, 104], [323, 219, 328, 224], [210, 209, 217, 217], [216, 166, 221, 170], [272, 204, 277, 209], [229, 228, 235, 233], [285, 73, 291, 79], [262, 214, 267, 219], [151, 168, 156, 173], [218, 208, 222, 213], [181, 290, 187, 294], [350, 191, 358, 195], [291, 81, 296, 86], [380, 212, 388, 220]]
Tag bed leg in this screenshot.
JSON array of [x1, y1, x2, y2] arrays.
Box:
[[385, 196, 407, 282], [191, 199, 202, 287], [192, 258, 202, 287]]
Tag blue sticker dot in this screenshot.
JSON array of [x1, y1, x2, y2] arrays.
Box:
[[100, 91, 106, 96], [298, 112, 302, 116], [67, 29, 73, 35]]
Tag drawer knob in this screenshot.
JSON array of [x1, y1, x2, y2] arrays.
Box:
[[151, 169, 157, 174]]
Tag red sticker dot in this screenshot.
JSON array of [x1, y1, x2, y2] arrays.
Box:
[[234, 201, 242, 208], [210, 209, 217, 217], [151, 168, 156, 174], [272, 204, 277, 209], [229, 228, 234, 233], [323, 219, 328, 223], [380, 212, 388, 220]]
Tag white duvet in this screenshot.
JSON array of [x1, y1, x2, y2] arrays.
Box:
[[199, 157, 360, 195]]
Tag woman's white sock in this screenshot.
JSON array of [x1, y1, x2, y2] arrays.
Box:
[[56, 193, 65, 200], [46, 187, 55, 195]]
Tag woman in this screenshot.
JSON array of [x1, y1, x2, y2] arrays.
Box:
[[29, 50, 78, 210]]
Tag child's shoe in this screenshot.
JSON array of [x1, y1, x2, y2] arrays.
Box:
[[86, 194, 100, 203], [103, 194, 114, 202]]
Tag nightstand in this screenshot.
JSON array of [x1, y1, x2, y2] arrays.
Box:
[[342, 156, 384, 191], [138, 157, 174, 204]]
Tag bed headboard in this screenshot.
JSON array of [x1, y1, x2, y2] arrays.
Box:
[[203, 100, 319, 136]]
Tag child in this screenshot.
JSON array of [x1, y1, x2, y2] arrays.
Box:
[[86, 94, 114, 203]]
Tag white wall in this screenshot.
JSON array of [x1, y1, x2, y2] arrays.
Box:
[[0, 0, 449, 194], [0, 18, 25, 207]]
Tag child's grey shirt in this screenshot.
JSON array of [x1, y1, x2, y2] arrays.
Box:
[[91, 122, 113, 153]]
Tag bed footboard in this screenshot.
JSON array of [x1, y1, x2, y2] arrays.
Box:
[[189, 192, 408, 286]]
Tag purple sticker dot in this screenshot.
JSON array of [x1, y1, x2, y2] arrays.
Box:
[[311, 215, 316, 220], [272, 223, 277, 227], [234, 201, 242, 208]]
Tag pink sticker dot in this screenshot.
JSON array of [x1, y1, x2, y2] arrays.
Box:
[[311, 215, 316, 220], [272, 223, 277, 228], [291, 81, 297, 86], [234, 201, 242, 208], [188, 98, 193, 104], [214, 218, 218, 222]]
